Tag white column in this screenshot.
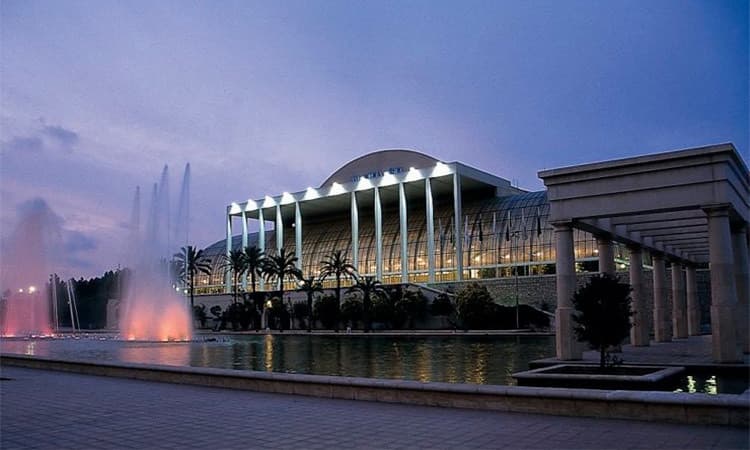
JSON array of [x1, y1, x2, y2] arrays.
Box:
[[241, 211, 248, 290], [652, 253, 670, 342], [275, 205, 283, 252], [295, 202, 302, 271], [671, 261, 687, 339], [554, 222, 582, 360], [705, 206, 739, 363], [351, 192, 359, 271], [374, 187, 383, 280], [258, 208, 266, 291], [629, 246, 649, 346], [225, 212, 232, 293], [597, 237, 615, 275], [399, 182, 408, 283], [425, 178, 435, 283], [686, 264, 701, 336], [732, 224, 749, 353], [453, 173, 463, 281]]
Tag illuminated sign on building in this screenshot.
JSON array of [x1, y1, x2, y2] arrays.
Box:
[[350, 167, 404, 183]]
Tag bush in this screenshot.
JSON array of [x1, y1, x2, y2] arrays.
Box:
[[293, 302, 310, 329], [430, 293, 454, 317], [314, 295, 340, 329], [456, 283, 496, 329], [572, 274, 632, 368], [340, 297, 363, 328], [193, 304, 208, 328], [267, 297, 289, 331], [395, 289, 427, 329]]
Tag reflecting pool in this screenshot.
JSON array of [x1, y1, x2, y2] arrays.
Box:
[[1, 334, 554, 386]]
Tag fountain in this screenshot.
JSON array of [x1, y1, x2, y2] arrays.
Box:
[[118, 164, 193, 341], [0, 199, 58, 336]]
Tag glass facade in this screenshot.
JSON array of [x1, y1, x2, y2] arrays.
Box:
[[197, 189, 620, 294]]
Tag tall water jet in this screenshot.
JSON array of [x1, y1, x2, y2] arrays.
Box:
[[118, 166, 193, 341], [0, 199, 59, 336]]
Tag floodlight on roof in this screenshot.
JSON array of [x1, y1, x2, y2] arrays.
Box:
[[229, 202, 242, 214]]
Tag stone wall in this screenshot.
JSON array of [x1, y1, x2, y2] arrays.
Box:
[[428, 269, 712, 333]]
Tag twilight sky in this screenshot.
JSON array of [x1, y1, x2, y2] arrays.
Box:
[[1, 0, 748, 279]]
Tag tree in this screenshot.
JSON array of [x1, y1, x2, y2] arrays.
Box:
[[243, 245, 265, 292], [193, 304, 208, 328], [261, 248, 301, 330], [314, 295, 340, 329], [572, 274, 632, 369], [340, 296, 363, 329], [348, 276, 387, 332], [220, 249, 247, 304], [395, 288, 428, 329], [319, 250, 357, 310], [173, 245, 212, 309], [298, 275, 323, 332], [455, 283, 496, 330], [431, 293, 454, 317]]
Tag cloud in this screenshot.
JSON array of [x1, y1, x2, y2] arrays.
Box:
[[2, 136, 44, 153], [1, 123, 79, 155], [42, 125, 79, 148], [64, 230, 98, 253]]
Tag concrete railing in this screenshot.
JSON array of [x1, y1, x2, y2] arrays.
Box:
[[2, 354, 747, 427]]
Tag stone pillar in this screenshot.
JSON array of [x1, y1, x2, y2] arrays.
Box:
[[705, 206, 739, 363], [275, 205, 283, 252], [351, 192, 359, 271], [629, 246, 649, 346], [553, 222, 582, 360], [295, 202, 302, 270], [258, 209, 265, 291], [374, 187, 383, 280], [241, 211, 248, 290], [597, 237, 616, 276], [732, 223, 749, 353], [671, 261, 687, 339], [425, 178, 435, 283], [225, 211, 232, 293], [652, 253, 671, 342], [399, 183, 408, 283], [453, 172, 463, 281], [686, 264, 701, 336]]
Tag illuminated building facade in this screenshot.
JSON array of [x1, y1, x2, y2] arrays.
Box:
[[198, 149, 617, 291]]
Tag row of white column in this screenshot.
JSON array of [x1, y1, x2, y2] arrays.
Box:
[[226, 174, 466, 291], [554, 207, 749, 363]]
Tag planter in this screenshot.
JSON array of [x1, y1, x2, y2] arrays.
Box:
[[513, 364, 686, 391]]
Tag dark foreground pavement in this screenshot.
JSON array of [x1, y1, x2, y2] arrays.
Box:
[[1, 367, 747, 450]]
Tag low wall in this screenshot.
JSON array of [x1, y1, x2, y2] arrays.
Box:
[[2, 354, 745, 427]]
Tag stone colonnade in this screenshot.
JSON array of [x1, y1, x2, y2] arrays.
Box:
[[553, 206, 749, 363]]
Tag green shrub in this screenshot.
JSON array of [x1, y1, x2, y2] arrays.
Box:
[[314, 294, 340, 329], [572, 274, 632, 368], [456, 283, 496, 329]]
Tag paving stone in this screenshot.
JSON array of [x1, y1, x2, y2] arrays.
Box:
[[1, 367, 747, 449]]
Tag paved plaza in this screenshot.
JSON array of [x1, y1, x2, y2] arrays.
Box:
[[1, 367, 747, 450]]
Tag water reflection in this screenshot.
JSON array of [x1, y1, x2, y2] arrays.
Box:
[[2, 335, 555, 385]]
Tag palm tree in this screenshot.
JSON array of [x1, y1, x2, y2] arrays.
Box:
[[319, 250, 357, 308], [348, 275, 387, 332], [173, 246, 212, 309], [220, 249, 247, 304], [261, 247, 302, 311], [298, 275, 323, 332], [243, 245, 265, 292]]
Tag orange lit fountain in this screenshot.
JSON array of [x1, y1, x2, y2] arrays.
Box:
[[118, 165, 193, 341], [0, 199, 56, 337]]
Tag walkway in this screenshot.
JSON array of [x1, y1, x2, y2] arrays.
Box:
[[533, 335, 750, 368], [1, 367, 746, 450]]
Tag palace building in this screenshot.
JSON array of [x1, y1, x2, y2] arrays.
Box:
[[198, 149, 610, 291]]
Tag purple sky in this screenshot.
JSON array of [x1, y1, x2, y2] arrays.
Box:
[[1, 0, 748, 279]]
